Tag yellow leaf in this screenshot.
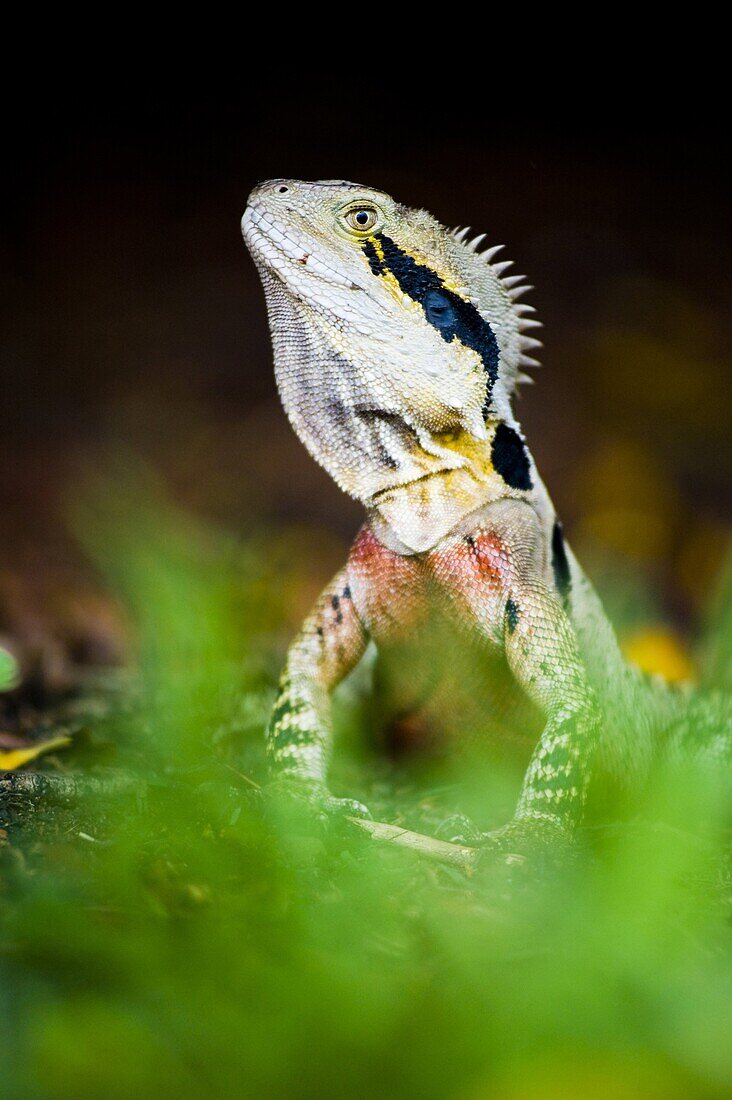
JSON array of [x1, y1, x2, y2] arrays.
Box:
[[0, 735, 72, 772], [622, 628, 695, 684]]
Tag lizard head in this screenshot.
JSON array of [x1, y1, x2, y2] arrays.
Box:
[[242, 179, 541, 508]]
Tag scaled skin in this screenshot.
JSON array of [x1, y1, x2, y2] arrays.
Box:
[[242, 180, 730, 853]]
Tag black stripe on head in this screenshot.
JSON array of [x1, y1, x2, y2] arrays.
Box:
[[551, 520, 571, 607], [363, 233, 500, 416], [362, 239, 384, 277], [491, 423, 533, 491]]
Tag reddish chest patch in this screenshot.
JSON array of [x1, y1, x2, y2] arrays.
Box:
[[347, 526, 430, 641], [347, 525, 514, 645]]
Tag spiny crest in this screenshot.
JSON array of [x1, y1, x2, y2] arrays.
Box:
[[450, 225, 543, 392]]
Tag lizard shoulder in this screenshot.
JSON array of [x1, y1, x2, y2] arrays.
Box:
[[439, 498, 550, 577]]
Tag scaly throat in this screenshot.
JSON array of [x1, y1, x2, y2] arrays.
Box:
[[368, 423, 535, 554]]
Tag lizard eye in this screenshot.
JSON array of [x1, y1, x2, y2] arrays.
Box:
[[344, 207, 378, 233]]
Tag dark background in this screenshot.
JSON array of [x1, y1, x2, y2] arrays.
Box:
[[1, 70, 729, 655]]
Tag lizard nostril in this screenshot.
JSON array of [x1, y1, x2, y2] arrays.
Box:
[[277, 185, 289, 194]]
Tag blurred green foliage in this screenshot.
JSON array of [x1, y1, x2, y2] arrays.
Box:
[[1, 476, 731, 1100], [0, 647, 19, 692]]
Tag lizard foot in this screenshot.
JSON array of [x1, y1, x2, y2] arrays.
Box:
[[266, 777, 372, 829], [320, 794, 373, 820], [473, 816, 574, 872], [434, 812, 485, 846]]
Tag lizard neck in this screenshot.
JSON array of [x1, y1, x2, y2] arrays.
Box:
[[367, 420, 537, 554]]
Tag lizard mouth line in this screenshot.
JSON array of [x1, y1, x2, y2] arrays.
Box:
[[368, 467, 457, 504]]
